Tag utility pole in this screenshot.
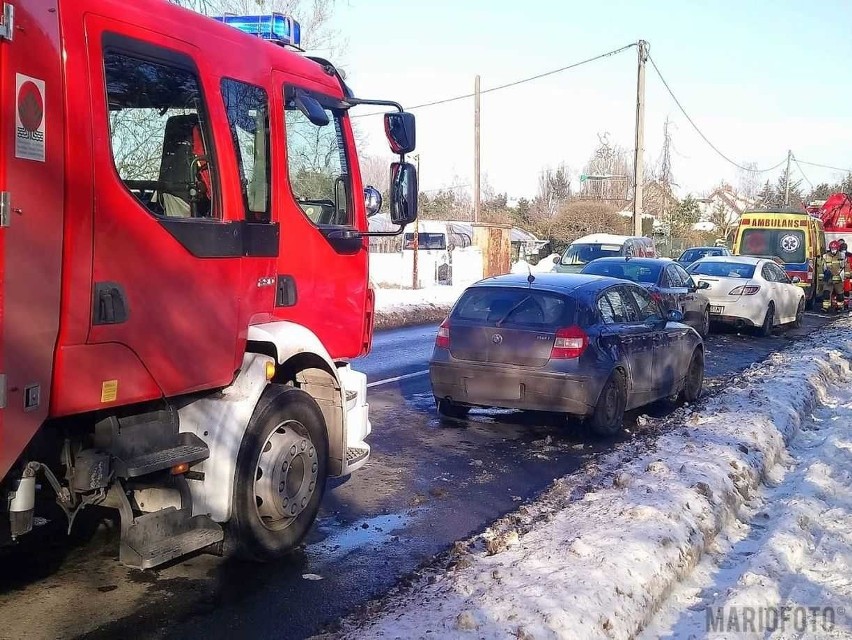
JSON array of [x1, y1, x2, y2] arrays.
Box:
[[412, 154, 420, 289], [783, 149, 792, 207], [474, 75, 481, 224], [632, 40, 648, 237], [660, 118, 672, 254]]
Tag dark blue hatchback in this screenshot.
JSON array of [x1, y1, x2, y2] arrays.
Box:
[[429, 273, 704, 435]]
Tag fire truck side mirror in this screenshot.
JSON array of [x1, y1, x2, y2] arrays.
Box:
[[384, 112, 416, 155], [389, 162, 418, 226], [364, 186, 383, 217]]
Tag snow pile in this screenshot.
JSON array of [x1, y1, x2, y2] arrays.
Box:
[[643, 375, 852, 638], [510, 254, 560, 275], [373, 285, 466, 330], [331, 319, 852, 639]]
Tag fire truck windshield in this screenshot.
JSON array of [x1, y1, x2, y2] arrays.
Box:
[[285, 89, 352, 227]]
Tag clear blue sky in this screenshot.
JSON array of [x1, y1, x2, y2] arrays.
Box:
[[330, 0, 852, 200]]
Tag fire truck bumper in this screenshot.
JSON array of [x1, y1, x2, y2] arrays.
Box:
[[337, 364, 371, 475]]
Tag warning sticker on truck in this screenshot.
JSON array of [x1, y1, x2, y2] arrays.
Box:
[[15, 74, 46, 162], [101, 380, 118, 403]]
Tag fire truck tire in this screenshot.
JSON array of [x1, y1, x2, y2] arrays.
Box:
[[228, 385, 329, 561]]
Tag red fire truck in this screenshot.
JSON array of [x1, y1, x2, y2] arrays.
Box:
[[0, 0, 417, 568], [811, 193, 852, 248]]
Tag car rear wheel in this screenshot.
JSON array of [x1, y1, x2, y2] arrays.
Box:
[[758, 302, 775, 337], [680, 348, 704, 403], [589, 370, 626, 437], [793, 297, 805, 328], [435, 397, 470, 420]]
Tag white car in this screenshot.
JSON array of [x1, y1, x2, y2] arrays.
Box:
[[686, 256, 805, 336]]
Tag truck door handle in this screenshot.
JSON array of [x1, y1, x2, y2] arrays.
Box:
[[93, 282, 129, 325], [276, 275, 297, 307]]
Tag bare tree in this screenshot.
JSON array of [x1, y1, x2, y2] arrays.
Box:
[[535, 164, 571, 218], [359, 154, 390, 195], [579, 132, 632, 202], [709, 201, 739, 241], [737, 161, 760, 200]]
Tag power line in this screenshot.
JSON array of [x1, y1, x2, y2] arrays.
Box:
[[791, 154, 814, 190], [647, 53, 787, 174], [795, 158, 852, 174], [351, 43, 638, 119]]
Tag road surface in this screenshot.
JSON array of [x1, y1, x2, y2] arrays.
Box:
[[0, 313, 835, 640]]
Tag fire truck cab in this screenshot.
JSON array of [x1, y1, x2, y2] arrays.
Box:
[[0, 0, 417, 568]]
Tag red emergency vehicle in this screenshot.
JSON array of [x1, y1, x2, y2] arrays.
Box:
[[0, 0, 418, 568], [810, 193, 852, 301]]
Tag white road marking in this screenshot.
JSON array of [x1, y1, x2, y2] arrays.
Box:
[[367, 370, 429, 388]]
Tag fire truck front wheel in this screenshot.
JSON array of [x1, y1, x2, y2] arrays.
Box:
[[229, 385, 329, 561]]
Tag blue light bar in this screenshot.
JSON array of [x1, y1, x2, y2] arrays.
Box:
[[215, 13, 301, 48]]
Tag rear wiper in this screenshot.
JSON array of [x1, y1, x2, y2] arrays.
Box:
[[494, 295, 531, 327]]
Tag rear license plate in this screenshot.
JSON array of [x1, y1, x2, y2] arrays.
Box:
[[710, 305, 724, 315], [466, 378, 520, 400]]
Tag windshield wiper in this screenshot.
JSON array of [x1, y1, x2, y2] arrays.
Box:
[[494, 295, 531, 327]]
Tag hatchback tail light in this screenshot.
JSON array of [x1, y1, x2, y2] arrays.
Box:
[[550, 326, 588, 359], [435, 319, 450, 349], [729, 285, 761, 295], [650, 291, 663, 304]]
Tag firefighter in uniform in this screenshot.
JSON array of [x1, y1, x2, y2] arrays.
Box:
[[822, 240, 847, 313], [841, 239, 852, 309]]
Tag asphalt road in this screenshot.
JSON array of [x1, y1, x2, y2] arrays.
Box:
[[0, 312, 835, 640]]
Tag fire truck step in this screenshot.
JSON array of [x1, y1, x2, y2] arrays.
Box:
[[346, 446, 369, 466], [115, 439, 209, 478], [120, 507, 223, 570]]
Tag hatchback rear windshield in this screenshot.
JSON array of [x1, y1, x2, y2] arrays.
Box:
[[452, 288, 574, 328], [740, 229, 806, 264], [679, 248, 723, 263], [560, 243, 622, 266], [688, 261, 756, 278], [582, 260, 662, 284]]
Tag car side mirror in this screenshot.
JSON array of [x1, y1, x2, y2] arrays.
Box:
[[697, 281, 710, 290], [364, 186, 382, 217], [384, 112, 416, 155], [666, 309, 684, 323], [553, 255, 560, 264], [790, 276, 801, 284], [389, 161, 418, 226]]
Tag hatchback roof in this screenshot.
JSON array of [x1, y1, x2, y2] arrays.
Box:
[[473, 272, 624, 295], [583, 257, 671, 265]]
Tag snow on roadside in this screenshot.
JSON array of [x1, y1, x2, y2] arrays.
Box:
[[372, 257, 554, 330], [373, 285, 465, 330], [329, 319, 852, 640], [642, 377, 852, 639]]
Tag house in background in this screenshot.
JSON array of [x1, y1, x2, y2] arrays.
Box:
[[694, 183, 758, 239]]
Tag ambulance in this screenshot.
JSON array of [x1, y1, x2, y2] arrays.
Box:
[[733, 210, 826, 309]]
